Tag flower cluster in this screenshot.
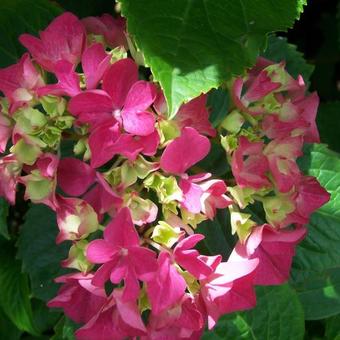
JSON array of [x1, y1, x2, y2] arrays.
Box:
[[0, 12, 330, 339]]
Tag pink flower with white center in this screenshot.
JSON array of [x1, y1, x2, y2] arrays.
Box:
[[0, 154, 22, 204], [88, 120, 159, 168], [0, 53, 44, 113], [81, 43, 111, 90], [76, 289, 146, 340], [55, 195, 99, 244], [174, 234, 222, 280], [20, 12, 86, 73], [264, 136, 303, 193], [145, 294, 204, 339], [36, 61, 81, 97], [231, 136, 271, 189], [199, 257, 258, 329], [86, 207, 157, 301], [69, 58, 156, 136], [160, 127, 210, 175], [47, 272, 106, 324], [230, 224, 306, 285], [154, 91, 216, 137], [146, 251, 186, 315], [82, 14, 127, 49]]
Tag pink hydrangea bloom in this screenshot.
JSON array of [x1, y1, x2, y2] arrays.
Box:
[[154, 91, 216, 137], [69, 58, 156, 136], [0, 53, 44, 113], [36, 61, 81, 97], [55, 195, 99, 244], [57, 157, 96, 197], [0, 154, 22, 204], [76, 289, 146, 340], [264, 136, 303, 193], [231, 136, 270, 189], [20, 12, 86, 72], [146, 251, 186, 315], [48, 272, 106, 324], [82, 14, 127, 49], [87, 207, 157, 301], [145, 295, 204, 339], [174, 234, 222, 280], [200, 258, 258, 329], [231, 224, 306, 285], [160, 127, 210, 175], [81, 43, 111, 90]]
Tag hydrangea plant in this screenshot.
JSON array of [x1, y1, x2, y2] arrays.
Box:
[[0, 1, 339, 339]]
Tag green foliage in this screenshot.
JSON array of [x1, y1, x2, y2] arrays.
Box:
[[120, 0, 305, 117], [17, 205, 69, 301], [202, 284, 305, 340], [0, 197, 9, 239], [0, 239, 38, 335], [0, 0, 61, 66]]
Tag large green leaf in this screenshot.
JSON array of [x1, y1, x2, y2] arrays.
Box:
[[325, 315, 340, 339], [120, 0, 306, 117], [0, 239, 38, 335], [0, 0, 61, 66], [263, 35, 314, 85], [0, 307, 22, 340], [0, 197, 9, 239], [17, 204, 70, 301], [57, 0, 113, 18], [293, 268, 340, 320], [203, 284, 305, 340], [291, 144, 340, 319]]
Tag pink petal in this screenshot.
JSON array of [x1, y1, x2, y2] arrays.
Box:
[[147, 252, 186, 315], [102, 58, 138, 109], [104, 207, 140, 247], [87, 239, 116, 263], [57, 158, 96, 196], [37, 61, 80, 97], [68, 90, 113, 126], [20, 12, 86, 72], [82, 43, 111, 89], [121, 110, 155, 136], [179, 179, 203, 214], [122, 80, 157, 114], [160, 127, 210, 175]]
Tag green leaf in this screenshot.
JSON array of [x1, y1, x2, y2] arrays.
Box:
[[0, 307, 22, 340], [325, 315, 340, 339], [0, 239, 38, 335], [293, 268, 340, 320], [207, 89, 230, 128], [293, 144, 340, 281], [17, 204, 69, 301], [263, 35, 314, 85], [203, 284, 305, 340], [0, 0, 61, 66], [291, 144, 340, 319], [32, 299, 61, 334], [120, 0, 306, 117], [52, 316, 78, 340], [316, 102, 340, 153], [196, 209, 235, 260], [0, 197, 9, 239]]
